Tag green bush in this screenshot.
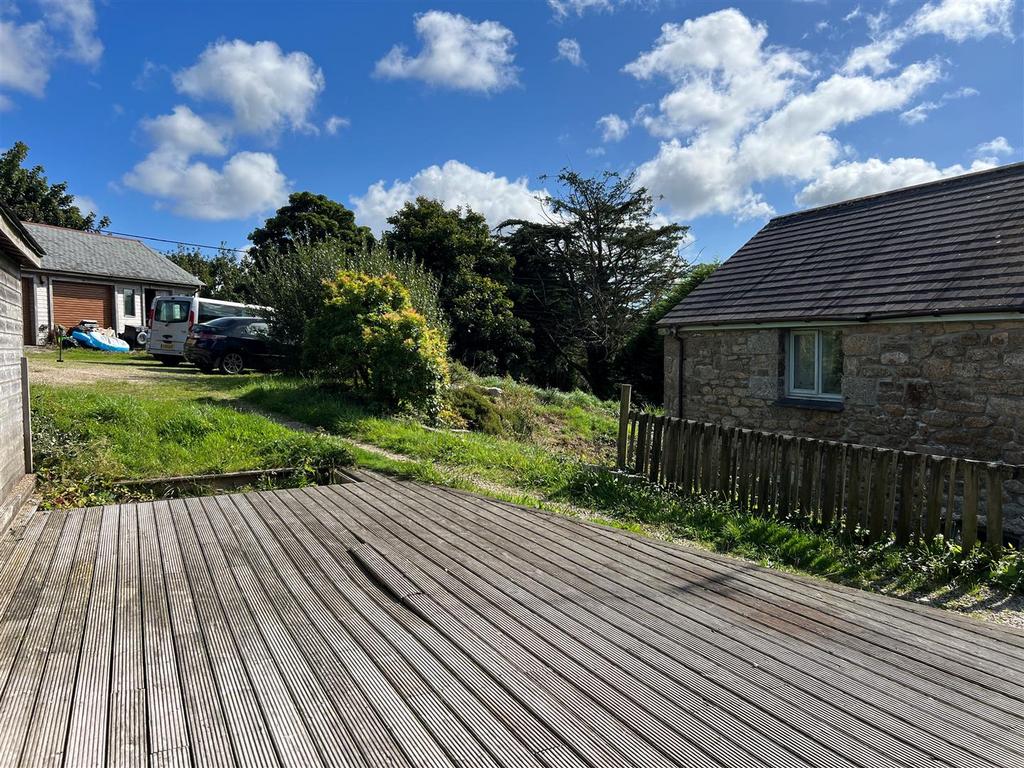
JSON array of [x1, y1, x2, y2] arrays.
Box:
[[303, 270, 450, 414], [449, 386, 504, 435]]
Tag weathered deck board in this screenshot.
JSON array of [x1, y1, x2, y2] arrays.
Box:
[[0, 482, 1021, 768]]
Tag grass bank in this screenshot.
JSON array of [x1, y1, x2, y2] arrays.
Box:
[[31, 382, 352, 508]]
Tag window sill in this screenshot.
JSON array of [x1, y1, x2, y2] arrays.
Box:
[[775, 396, 844, 412]]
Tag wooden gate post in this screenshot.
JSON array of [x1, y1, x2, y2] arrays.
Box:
[[616, 384, 632, 470]]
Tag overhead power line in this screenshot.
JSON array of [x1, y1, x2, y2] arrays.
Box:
[[100, 229, 250, 255]]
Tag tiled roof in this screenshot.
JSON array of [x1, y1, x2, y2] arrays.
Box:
[[22, 222, 202, 287], [660, 162, 1024, 326]]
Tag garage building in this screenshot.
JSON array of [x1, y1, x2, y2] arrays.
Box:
[[20, 222, 201, 343]]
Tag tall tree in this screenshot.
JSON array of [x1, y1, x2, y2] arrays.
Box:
[[612, 262, 718, 405], [500, 169, 688, 397], [0, 141, 110, 230], [383, 197, 531, 375], [166, 246, 253, 302], [247, 191, 373, 270]]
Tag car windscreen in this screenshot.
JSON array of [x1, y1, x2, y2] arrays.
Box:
[[204, 316, 252, 329], [197, 302, 262, 323], [154, 299, 191, 324]]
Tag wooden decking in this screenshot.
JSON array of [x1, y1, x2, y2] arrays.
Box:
[[0, 480, 1022, 768]]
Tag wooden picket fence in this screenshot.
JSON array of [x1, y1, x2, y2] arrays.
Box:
[[615, 385, 1019, 556]]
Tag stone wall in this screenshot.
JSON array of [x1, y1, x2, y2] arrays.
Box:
[[663, 319, 1024, 538]]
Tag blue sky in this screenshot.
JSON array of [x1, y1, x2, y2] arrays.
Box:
[[1, 0, 1021, 264]]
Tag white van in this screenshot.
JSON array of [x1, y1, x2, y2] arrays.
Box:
[[147, 295, 270, 365]]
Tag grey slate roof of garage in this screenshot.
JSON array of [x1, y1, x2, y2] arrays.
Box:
[[659, 162, 1024, 327], [22, 221, 202, 287]]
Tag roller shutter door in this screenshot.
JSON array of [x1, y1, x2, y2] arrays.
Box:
[[52, 281, 113, 329]]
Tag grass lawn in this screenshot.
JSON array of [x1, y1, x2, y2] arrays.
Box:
[[27, 348, 1022, 606]]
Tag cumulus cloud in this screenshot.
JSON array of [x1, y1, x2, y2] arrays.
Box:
[[324, 115, 350, 135], [844, 0, 1013, 74], [124, 149, 288, 220], [621, 5, 1002, 222], [974, 136, 1016, 163], [796, 157, 994, 207], [625, 10, 809, 141], [0, 20, 50, 101], [352, 160, 546, 232], [596, 114, 629, 142], [174, 39, 325, 134], [556, 38, 584, 67], [375, 11, 518, 93], [38, 0, 102, 64], [123, 104, 288, 219], [0, 0, 103, 108]]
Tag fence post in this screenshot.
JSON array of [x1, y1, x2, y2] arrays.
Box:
[[21, 356, 32, 474], [616, 384, 632, 470]]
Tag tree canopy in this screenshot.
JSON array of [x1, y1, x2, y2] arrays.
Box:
[[500, 169, 689, 397], [383, 197, 531, 375], [166, 246, 253, 303], [247, 191, 373, 269], [0, 141, 110, 230]]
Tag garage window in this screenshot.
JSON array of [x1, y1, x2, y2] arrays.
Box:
[[123, 289, 136, 317], [787, 329, 843, 400]]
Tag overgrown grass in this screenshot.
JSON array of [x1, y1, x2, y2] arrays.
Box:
[[28, 352, 1021, 602], [559, 468, 1024, 596], [32, 383, 352, 509]]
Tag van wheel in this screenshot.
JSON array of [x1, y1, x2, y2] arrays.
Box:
[[219, 352, 245, 375], [156, 356, 180, 367]]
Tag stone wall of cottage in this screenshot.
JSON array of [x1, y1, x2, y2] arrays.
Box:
[[663, 319, 1024, 539]]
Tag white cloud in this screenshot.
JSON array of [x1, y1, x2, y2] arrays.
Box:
[[139, 105, 227, 156], [622, 8, 944, 221], [174, 39, 325, 134], [124, 105, 286, 220], [0, 0, 103, 107], [625, 9, 808, 141], [844, 0, 1013, 74], [124, 149, 287, 221], [0, 20, 50, 100], [796, 157, 994, 207], [352, 160, 545, 232], [38, 0, 102, 64], [900, 85, 978, 124], [549, 0, 613, 20], [596, 113, 629, 142], [375, 11, 518, 93], [72, 194, 99, 216], [556, 38, 584, 67], [910, 0, 1013, 41], [324, 115, 350, 135], [974, 136, 1016, 163]]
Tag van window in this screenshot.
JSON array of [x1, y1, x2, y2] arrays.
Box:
[[197, 302, 260, 323], [154, 299, 191, 323]]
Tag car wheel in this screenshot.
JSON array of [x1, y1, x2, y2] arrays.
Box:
[[156, 356, 180, 367], [219, 352, 245, 375]]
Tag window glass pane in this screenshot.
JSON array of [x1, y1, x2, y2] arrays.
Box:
[[792, 333, 816, 391], [123, 289, 135, 316], [154, 299, 190, 323], [820, 330, 843, 395]]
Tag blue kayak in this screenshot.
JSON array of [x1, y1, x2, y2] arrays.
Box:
[[70, 329, 131, 353]]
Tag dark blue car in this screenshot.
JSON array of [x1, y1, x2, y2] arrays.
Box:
[[183, 316, 283, 374]]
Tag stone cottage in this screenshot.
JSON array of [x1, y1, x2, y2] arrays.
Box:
[[659, 162, 1023, 538]]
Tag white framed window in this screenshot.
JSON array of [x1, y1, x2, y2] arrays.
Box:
[[787, 329, 843, 400], [123, 288, 136, 317]]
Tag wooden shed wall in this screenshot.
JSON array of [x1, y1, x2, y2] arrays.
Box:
[[0, 254, 26, 504]]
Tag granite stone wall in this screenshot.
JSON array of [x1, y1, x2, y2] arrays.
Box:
[[663, 320, 1024, 538]]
